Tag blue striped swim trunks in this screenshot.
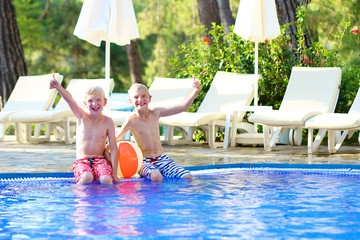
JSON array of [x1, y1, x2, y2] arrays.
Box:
[[139, 154, 191, 178]]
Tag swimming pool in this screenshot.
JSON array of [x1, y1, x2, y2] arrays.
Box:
[[1, 164, 360, 239]]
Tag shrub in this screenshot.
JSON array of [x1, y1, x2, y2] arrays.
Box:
[[169, 6, 359, 145]]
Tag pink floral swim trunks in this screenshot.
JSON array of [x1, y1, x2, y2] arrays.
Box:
[[73, 156, 113, 183]]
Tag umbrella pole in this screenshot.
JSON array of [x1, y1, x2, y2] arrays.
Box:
[[105, 41, 110, 80], [254, 41, 259, 133], [254, 41, 259, 107]]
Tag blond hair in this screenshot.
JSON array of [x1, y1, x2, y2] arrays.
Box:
[[85, 86, 105, 100], [128, 83, 150, 96]]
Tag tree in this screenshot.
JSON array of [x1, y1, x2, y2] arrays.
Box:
[[196, 0, 312, 52], [216, 0, 235, 34], [126, 40, 143, 84], [14, 0, 142, 93], [0, 0, 27, 107], [196, 0, 236, 32], [197, 0, 221, 35], [275, 0, 312, 50]]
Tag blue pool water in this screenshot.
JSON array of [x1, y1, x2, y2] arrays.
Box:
[[1, 165, 360, 239]]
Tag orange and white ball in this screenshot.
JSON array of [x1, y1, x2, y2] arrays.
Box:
[[117, 141, 143, 178]]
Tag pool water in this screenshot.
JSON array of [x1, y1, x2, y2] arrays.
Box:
[[1, 167, 360, 239]]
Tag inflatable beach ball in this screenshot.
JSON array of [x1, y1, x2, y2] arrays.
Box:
[[117, 141, 143, 178]]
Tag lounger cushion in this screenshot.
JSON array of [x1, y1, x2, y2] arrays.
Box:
[[9, 78, 114, 123], [3, 74, 61, 112], [0, 74, 62, 123], [305, 113, 360, 130], [9, 110, 74, 123], [249, 110, 322, 126], [0, 111, 20, 123], [279, 67, 341, 113], [249, 67, 341, 128], [160, 112, 227, 127]]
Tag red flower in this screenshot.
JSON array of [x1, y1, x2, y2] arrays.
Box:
[[352, 26, 359, 35], [203, 37, 210, 43], [305, 59, 309, 64]]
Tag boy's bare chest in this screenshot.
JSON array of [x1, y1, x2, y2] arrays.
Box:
[[78, 118, 107, 136], [134, 113, 158, 125]]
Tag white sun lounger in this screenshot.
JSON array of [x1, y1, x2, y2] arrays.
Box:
[[159, 71, 258, 148], [306, 85, 360, 153], [9, 78, 114, 144], [0, 74, 63, 141], [249, 67, 342, 151]]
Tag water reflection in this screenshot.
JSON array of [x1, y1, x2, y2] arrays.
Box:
[[1, 170, 360, 238], [71, 180, 146, 236]]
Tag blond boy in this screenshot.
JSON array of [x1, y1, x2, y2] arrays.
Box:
[[106, 75, 201, 181], [50, 74, 120, 184]]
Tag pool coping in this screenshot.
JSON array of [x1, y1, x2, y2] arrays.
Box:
[[1, 163, 360, 179]]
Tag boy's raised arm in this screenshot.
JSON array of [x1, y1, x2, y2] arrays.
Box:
[[115, 121, 132, 142], [50, 73, 83, 119], [159, 75, 201, 117]]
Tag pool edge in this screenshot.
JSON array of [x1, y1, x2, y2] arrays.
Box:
[[1, 163, 360, 179]]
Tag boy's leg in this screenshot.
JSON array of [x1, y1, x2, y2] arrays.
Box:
[[139, 161, 163, 181], [93, 157, 114, 185], [150, 171, 163, 181], [182, 173, 193, 179], [73, 158, 94, 184], [99, 175, 113, 185], [154, 154, 191, 178], [78, 172, 94, 184]]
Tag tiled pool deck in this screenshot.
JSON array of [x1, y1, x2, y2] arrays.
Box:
[[1, 135, 360, 174]]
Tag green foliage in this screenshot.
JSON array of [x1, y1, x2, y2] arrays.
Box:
[[336, 65, 360, 113], [169, 6, 360, 144], [14, 0, 131, 92], [170, 6, 352, 116], [5, 126, 15, 135], [12, 0, 360, 145], [295, 7, 344, 68], [14, 0, 197, 93], [135, 0, 198, 86], [259, 25, 294, 109], [304, 0, 360, 65], [170, 23, 254, 112], [193, 129, 206, 142], [13, 0, 44, 49]]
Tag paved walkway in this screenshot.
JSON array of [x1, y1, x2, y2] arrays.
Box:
[[1, 135, 360, 173]]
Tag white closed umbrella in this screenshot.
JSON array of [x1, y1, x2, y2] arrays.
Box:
[[74, 0, 140, 80], [234, 0, 280, 108]]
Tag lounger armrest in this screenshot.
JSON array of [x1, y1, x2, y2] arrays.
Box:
[[235, 106, 273, 113], [228, 106, 273, 122], [231, 106, 273, 124]]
